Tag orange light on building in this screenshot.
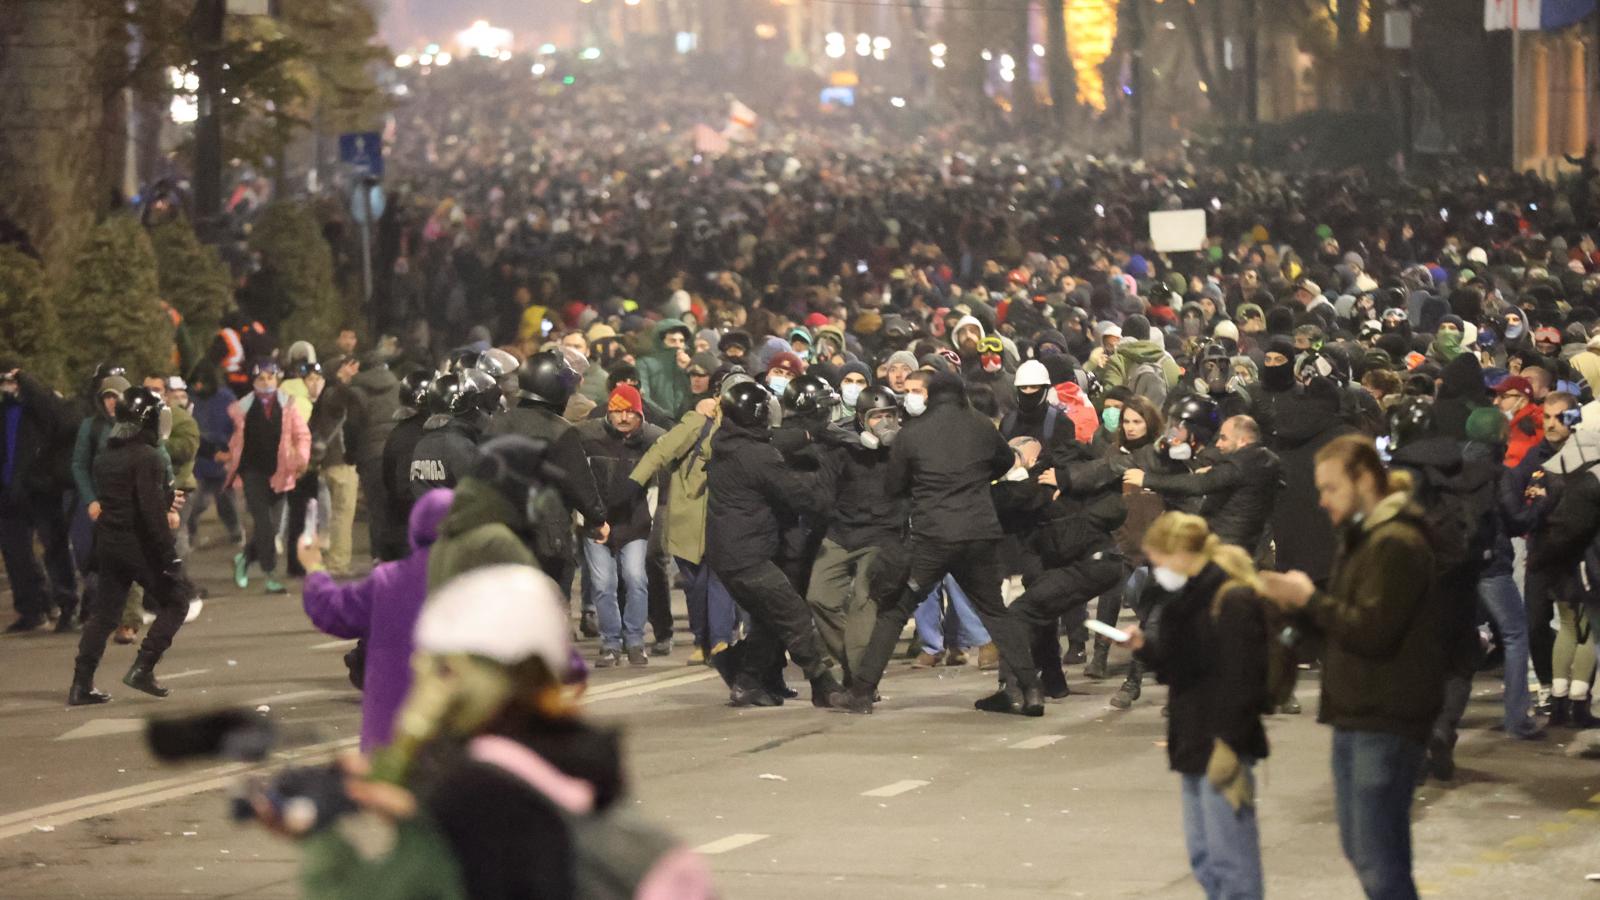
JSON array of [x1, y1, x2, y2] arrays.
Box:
[[1065, 0, 1117, 111]]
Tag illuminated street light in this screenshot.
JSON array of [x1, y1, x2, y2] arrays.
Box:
[[170, 94, 198, 124], [931, 56, 946, 68], [1033, 43, 1045, 57], [930, 42, 947, 57], [419, 53, 434, 65], [890, 96, 906, 108], [980, 49, 993, 61], [395, 53, 414, 68], [999, 68, 1015, 82], [531, 62, 547, 76], [754, 23, 778, 40], [539, 43, 557, 54], [825, 32, 844, 45], [580, 47, 602, 60], [999, 53, 1015, 69], [873, 36, 891, 51], [435, 51, 452, 66], [625, 0, 641, 5], [458, 19, 513, 58], [826, 43, 846, 59]]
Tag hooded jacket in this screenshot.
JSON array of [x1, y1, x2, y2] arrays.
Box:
[[629, 411, 718, 564], [1526, 429, 1600, 593], [426, 475, 537, 592], [1304, 492, 1443, 745], [888, 374, 1015, 542], [634, 319, 692, 421], [1097, 339, 1182, 391], [303, 488, 453, 751]]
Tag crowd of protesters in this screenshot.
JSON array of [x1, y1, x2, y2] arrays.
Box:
[[5, 56, 1600, 899]]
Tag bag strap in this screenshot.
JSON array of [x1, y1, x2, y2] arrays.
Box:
[[685, 417, 716, 470], [468, 734, 595, 815]]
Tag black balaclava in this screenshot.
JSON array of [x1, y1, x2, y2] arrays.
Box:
[[1262, 335, 1297, 393]]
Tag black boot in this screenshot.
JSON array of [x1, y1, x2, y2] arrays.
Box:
[[122, 651, 170, 698], [1426, 733, 1457, 781], [1020, 684, 1046, 717], [1110, 661, 1143, 710], [1083, 639, 1111, 680], [763, 668, 799, 700], [974, 683, 1024, 715], [1573, 697, 1600, 729], [67, 673, 110, 706], [808, 671, 844, 709], [710, 642, 744, 689], [1549, 696, 1571, 727], [829, 681, 875, 714], [1061, 641, 1087, 666], [729, 674, 781, 708]]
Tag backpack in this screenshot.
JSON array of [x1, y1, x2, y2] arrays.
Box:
[[468, 735, 715, 900], [1408, 467, 1494, 589], [1128, 360, 1169, 407]]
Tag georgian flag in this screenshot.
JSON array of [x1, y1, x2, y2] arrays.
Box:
[[1485, 0, 1596, 30]]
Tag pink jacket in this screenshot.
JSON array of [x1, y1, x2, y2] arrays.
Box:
[[226, 390, 311, 493]]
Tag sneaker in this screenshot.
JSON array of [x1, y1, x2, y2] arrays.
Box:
[[912, 651, 943, 669], [184, 599, 204, 624], [595, 649, 621, 669], [688, 647, 706, 665], [627, 646, 649, 667], [264, 578, 287, 595], [233, 553, 249, 589], [1276, 695, 1303, 715], [651, 638, 672, 657]]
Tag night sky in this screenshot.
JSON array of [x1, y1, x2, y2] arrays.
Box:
[[379, 0, 580, 51]]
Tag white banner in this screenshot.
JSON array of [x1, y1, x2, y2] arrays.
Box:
[[1149, 209, 1207, 254]]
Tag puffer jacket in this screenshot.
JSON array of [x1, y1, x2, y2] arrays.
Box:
[[225, 390, 311, 494], [347, 365, 400, 467]]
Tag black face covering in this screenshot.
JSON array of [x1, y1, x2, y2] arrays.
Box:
[[1261, 362, 1295, 393], [1016, 387, 1049, 413]]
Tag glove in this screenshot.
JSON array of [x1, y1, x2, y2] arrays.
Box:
[[1205, 738, 1253, 812]]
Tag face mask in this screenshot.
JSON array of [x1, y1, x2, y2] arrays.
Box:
[[1167, 441, 1193, 462], [862, 417, 899, 449], [1003, 466, 1030, 482], [767, 374, 791, 395], [841, 383, 864, 407], [1152, 565, 1190, 592], [981, 355, 1003, 373], [254, 384, 276, 399], [1506, 322, 1525, 340], [1261, 362, 1294, 392], [904, 393, 927, 417], [1101, 406, 1122, 432], [1435, 331, 1463, 361]]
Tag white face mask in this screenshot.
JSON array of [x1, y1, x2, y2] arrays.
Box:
[[1152, 565, 1189, 592], [1167, 441, 1193, 461], [904, 393, 927, 417], [767, 374, 791, 395], [841, 383, 864, 407]]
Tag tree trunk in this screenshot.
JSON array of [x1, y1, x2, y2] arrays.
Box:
[[1045, 0, 1076, 128], [0, 0, 124, 274], [1011, 0, 1037, 122]]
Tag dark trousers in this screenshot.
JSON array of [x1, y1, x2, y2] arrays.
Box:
[[74, 553, 187, 682], [284, 471, 320, 575], [855, 537, 1039, 694], [1525, 567, 1555, 687], [240, 471, 284, 575], [0, 496, 78, 619], [188, 474, 242, 544], [1012, 555, 1125, 692], [357, 458, 399, 561], [715, 560, 831, 683], [647, 518, 673, 643]]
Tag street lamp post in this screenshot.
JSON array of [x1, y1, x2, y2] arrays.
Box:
[[192, 0, 226, 231]]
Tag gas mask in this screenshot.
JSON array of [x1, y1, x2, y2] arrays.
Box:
[[1163, 426, 1194, 461], [859, 416, 900, 450]]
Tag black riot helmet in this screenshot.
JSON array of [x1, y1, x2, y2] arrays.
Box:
[[515, 350, 579, 412], [462, 368, 502, 415], [721, 381, 775, 430], [854, 384, 900, 427], [398, 370, 433, 416], [476, 348, 520, 397], [114, 386, 171, 442], [781, 373, 839, 417], [445, 348, 481, 373], [426, 373, 478, 418], [1167, 393, 1222, 445], [1386, 396, 1435, 453]]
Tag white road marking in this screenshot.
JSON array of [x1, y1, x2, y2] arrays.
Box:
[[585, 671, 720, 702], [245, 689, 348, 705], [584, 666, 711, 697], [159, 668, 210, 681], [54, 719, 144, 742], [861, 779, 930, 798], [693, 833, 769, 855], [1010, 735, 1065, 750], [0, 736, 358, 841], [309, 639, 359, 651]]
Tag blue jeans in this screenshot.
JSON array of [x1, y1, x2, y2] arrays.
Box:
[[584, 539, 648, 651], [1480, 574, 1538, 737], [677, 557, 737, 651], [1180, 764, 1263, 900], [1331, 729, 1424, 900], [913, 575, 992, 654]]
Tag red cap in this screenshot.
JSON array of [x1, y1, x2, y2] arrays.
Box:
[[767, 351, 806, 376], [1493, 375, 1533, 396], [608, 384, 644, 415], [804, 312, 829, 328]]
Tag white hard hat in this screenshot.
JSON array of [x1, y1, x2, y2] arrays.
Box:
[[1015, 359, 1052, 388], [417, 566, 572, 671]]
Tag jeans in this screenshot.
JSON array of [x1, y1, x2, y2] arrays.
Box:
[[188, 475, 242, 544], [1180, 765, 1264, 900], [854, 537, 1038, 694], [1331, 729, 1424, 900], [1479, 574, 1538, 736], [913, 575, 991, 655], [678, 557, 736, 652], [583, 539, 649, 651]]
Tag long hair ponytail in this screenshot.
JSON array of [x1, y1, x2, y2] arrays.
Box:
[[1143, 512, 1262, 615]]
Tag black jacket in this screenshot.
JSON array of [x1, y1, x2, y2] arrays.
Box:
[[409, 417, 483, 503], [818, 433, 906, 552], [1144, 443, 1283, 551], [888, 381, 1014, 543], [705, 418, 826, 574], [383, 415, 427, 524], [1271, 401, 1354, 582], [347, 366, 400, 466], [574, 418, 663, 547], [489, 403, 608, 528], [1135, 563, 1270, 775], [91, 434, 178, 572], [308, 381, 360, 469], [0, 373, 76, 508]]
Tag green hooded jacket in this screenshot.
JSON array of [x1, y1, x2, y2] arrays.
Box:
[[629, 409, 718, 563], [634, 319, 692, 421], [426, 476, 536, 593], [1096, 339, 1182, 389]]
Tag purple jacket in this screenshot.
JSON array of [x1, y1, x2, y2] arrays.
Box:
[[302, 488, 454, 751]]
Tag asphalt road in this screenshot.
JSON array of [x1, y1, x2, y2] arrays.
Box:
[[1, 525, 1597, 899]]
